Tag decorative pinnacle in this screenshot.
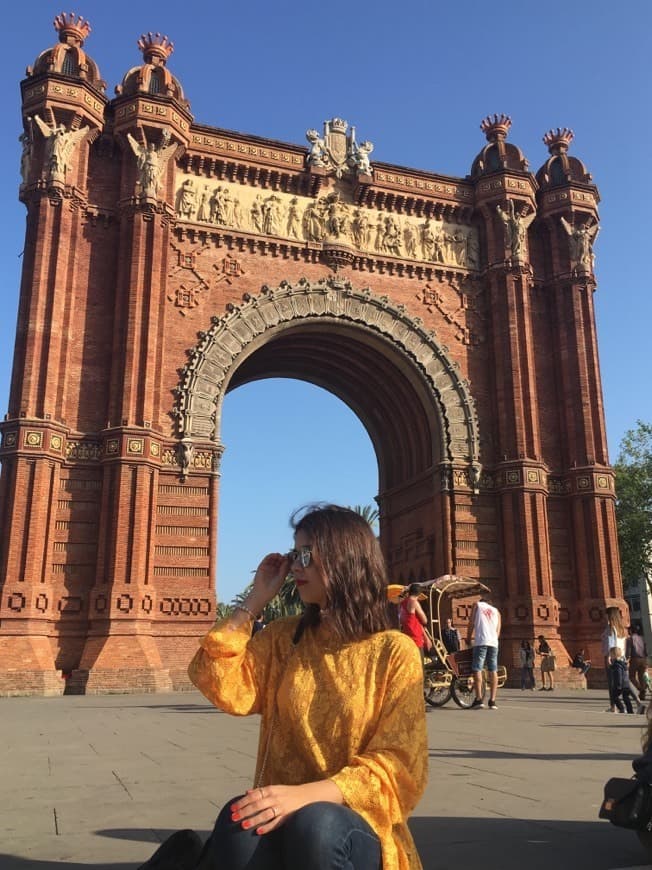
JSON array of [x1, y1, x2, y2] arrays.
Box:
[[53, 12, 91, 45], [542, 127, 575, 154], [137, 32, 174, 65], [480, 114, 512, 142]]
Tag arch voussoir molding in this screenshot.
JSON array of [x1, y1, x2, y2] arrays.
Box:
[[174, 277, 481, 472]]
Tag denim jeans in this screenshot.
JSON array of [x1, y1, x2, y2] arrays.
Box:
[[197, 797, 382, 870]]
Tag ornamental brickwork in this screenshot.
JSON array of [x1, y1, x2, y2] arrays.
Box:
[[0, 16, 624, 694]]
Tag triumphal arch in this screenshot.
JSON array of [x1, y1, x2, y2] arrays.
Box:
[[0, 15, 624, 694]]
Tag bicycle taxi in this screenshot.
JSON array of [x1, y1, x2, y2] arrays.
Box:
[[389, 575, 507, 708]]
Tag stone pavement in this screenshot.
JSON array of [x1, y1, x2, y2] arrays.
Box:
[[1, 688, 651, 870]]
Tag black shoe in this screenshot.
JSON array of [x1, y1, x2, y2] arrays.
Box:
[[488, 700, 498, 710], [137, 829, 204, 870], [470, 698, 484, 709]]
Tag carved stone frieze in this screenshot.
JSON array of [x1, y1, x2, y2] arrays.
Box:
[[172, 172, 479, 272], [174, 278, 481, 473]]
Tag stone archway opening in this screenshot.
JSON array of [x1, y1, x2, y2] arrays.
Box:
[[178, 277, 482, 585], [216, 377, 379, 604]]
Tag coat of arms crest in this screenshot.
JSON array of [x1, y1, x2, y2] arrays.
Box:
[[305, 118, 374, 179]]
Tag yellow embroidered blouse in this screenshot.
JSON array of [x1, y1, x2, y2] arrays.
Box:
[[189, 615, 428, 870]]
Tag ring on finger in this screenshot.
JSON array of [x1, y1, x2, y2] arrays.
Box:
[[259, 787, 264, 800], [271, 806, 277, 819]]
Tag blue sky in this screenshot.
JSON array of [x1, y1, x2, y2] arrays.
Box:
[[1, 2, 650, 604]]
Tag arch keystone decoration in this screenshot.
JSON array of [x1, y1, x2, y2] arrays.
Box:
[[174, 277, 481, 471]]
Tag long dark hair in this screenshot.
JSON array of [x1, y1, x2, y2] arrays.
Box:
[[291, 503, 390, 643]]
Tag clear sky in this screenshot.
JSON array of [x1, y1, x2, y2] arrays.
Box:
[[1, 1, 650, 605]]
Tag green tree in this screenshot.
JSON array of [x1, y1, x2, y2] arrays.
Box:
[[615, 421, 652, 591], [232, 579, 302, 621]]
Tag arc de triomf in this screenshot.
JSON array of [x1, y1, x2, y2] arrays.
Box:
[[0, 15, 625, 695]]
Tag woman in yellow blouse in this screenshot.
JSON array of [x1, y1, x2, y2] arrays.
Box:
[[140, 504, 427, 870]]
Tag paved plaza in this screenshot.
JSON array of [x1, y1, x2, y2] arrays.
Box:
[[1, 688, 651, 869]]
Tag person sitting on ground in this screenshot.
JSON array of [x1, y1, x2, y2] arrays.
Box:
[[138, 503, 428, 870], [571, 648, 592, 677], [537, 635, 556, 691], [610, 646, 636, 714]]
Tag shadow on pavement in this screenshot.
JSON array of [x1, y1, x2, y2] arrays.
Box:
[[428, 748, 636, 762], [1, 819, 649, 870], [409, 815, 650, 870]]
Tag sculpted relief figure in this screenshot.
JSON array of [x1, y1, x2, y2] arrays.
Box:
[[127, 130, 177, 199], [287, 197, 302, 238], [209, 186, 226, 224], [262, 195, 284, 235], [382, 215, 402, 256], [196, 186, 210, 222], [351, 209, 370, 249], [33, 115, 88, 184], [421, 219, 435, 260], [250, 194, 263, 233], [325, 193, 349, 239], [176, 179, 197, 220], [303, 201, 325, 241], [496, 200, 535, 261], [560, 217, 599, 274], [19, 122, 33, 187], [404, 223, 417, 259]]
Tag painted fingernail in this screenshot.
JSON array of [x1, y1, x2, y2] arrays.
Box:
[[242, 820, 250, 829], [256, 828, 264, 835], [231, 812, 240, 821]]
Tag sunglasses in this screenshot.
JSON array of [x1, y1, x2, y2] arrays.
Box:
[[287, 546, 313, 568]]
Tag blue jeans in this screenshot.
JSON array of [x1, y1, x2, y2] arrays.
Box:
[[472, 644, 498, 672], [198, 796, 382, 869]]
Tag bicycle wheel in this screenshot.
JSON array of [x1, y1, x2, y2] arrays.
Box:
[[424, 671, 452, 707], [451, 673, 485, 708]]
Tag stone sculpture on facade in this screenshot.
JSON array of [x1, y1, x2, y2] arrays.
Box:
[[496, 200, 536, 261], [286, 198, 301, 238], [171, 173, 479, 272], [127, 130, 177, 200], [33, 115, 88, 184], [305, 118, 374, 179], [560, 217, 599, 274], [351, 139, 374, 175], [175, 179, 196, 219], [19, 127, 33, 188]]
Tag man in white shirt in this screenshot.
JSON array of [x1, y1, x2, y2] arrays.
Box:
[[466, 592, 501, 710]]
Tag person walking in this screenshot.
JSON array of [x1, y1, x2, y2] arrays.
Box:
[[609, 646, 637, 714], [137, 504, 427, 870], [602, 606, 628, 713], [627, 623, 649, 702], [466, 592, 501, 710], [537, 635, 556, 691], [519, 640, 536, 690]]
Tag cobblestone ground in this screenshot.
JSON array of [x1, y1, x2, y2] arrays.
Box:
[[0, 689, 650, 869]]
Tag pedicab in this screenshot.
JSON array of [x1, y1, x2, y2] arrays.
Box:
[[389, 575, 508, 708]]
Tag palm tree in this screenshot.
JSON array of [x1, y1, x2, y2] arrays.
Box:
[[350, 503, 379, 528]]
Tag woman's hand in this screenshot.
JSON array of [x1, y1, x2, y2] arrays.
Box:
[[230, 781, 343, 835], [249, 553, 291, 609]]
